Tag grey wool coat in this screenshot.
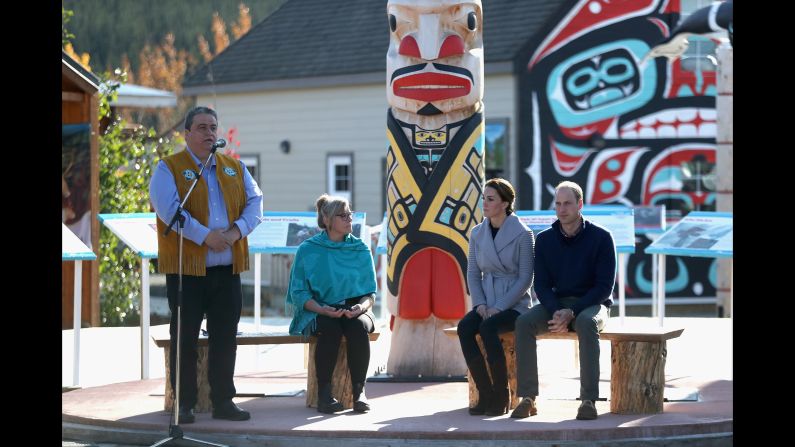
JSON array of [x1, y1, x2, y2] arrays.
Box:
[[467, 213, 535, 314]]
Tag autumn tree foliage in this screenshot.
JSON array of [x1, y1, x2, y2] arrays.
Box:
[[63, 7, 91, 71], [120, 33, 194, 133], [198, 4, 252, 62], [128, 3, 253, 133]]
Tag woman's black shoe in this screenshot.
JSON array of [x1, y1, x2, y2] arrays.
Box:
[[317, 384, 344, 414], [468, 395, 491, 415], [352, 382, 370, 413]]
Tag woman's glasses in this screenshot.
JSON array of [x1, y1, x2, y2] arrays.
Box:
[[335, 212, 354, 220]]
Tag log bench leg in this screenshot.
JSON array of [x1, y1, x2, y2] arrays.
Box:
[[163, 345, 212, 413], [306, 338, 354, 409], [610, 340, 667, 414], [467, 332, 519, 411]]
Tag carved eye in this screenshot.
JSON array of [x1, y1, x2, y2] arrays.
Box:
[[467, 12, 477, 31], [389, 14, 397, 32]]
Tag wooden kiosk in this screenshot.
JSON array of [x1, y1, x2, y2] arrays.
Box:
[[62, 51, 101, 329]]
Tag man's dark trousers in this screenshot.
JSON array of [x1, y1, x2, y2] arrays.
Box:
[[167, 265, 242, 408]]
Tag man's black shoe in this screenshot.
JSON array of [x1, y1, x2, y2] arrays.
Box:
[[212, 401, 251, 421], [178, 405, 195, 424]]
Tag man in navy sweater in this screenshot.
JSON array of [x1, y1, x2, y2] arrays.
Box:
[[510, 181, 616, 420]]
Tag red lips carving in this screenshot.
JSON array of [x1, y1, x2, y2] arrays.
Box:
[[392, 72, 471, 102]]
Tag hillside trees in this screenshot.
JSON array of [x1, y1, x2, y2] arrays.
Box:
[[63, 0, 285, 74]]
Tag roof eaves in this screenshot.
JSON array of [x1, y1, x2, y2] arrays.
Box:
[[62, 51, 101, 91], [183, 71, 385, 96]]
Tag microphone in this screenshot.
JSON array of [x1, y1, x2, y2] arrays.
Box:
[[210, 138, 227, 152]]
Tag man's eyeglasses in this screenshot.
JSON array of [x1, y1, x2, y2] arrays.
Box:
[[335, 212, 354, 220]]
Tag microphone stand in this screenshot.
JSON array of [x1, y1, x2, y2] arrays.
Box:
[[151, 144, 227, 447]]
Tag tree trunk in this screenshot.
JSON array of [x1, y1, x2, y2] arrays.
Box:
[[610, 340, 667, 414], [163, 345, 212, 413], [306, 338, 354, 409]]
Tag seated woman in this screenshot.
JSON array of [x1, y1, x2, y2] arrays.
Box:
[[286, 194, 377, 414], [457, 178, 534, 416]]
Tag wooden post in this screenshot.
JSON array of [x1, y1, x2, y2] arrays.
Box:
[[467, 332, 519, 410], [163, 345, 213, 413], [387, 315, 466, 377], [609, 340, 667, 414], [716, 42, 733, 317], [306, 338, 354, 409]]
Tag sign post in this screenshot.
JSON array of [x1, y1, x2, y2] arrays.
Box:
[[98, 213, 159, 379], [62, 223, 97, 386]]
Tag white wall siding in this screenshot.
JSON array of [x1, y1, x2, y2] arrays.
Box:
[[198, 83, 388, 225], [482, 74, 519, 189]]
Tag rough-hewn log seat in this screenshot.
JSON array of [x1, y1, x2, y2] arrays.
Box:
[[443, 324, 684, 414], [154, 331, 379, 412]]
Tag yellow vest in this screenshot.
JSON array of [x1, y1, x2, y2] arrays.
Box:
[[156, 149, 250, 276]]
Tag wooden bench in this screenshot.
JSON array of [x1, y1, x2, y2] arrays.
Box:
[[153, 331, 379, 413], [443, 324, 684, 414]]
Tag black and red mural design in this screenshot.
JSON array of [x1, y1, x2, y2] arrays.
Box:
[[518, 0, 724, 304]]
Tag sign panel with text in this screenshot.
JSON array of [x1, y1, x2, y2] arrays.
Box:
[[646, 212, 732, 258], [516, 206, 636, 253], [248, 211, 367, 254]]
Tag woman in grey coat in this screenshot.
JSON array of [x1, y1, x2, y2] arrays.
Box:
[[457, 178, 534, 416]]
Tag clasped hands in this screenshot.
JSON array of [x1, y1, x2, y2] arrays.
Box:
[[205, 225, 241, 252], [321, 303, 365, 319], [476, 304, 500, 319], [548, 308, 575, 333]]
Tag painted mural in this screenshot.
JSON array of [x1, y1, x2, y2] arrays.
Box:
[[62, 123, 93, 249], [519, 0, 721, 303], [385, 0, 485, 376]]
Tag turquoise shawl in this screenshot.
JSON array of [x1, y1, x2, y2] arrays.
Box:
[[286, 231, 377, 335]]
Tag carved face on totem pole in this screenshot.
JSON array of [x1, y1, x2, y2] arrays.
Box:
[[386, 0, 483, 116]]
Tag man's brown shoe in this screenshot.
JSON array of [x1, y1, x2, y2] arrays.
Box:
[[509, 397, 537, 418], [576, 399, 598, 420]]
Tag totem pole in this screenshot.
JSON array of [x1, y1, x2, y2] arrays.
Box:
[[385, 0, 484, 376]]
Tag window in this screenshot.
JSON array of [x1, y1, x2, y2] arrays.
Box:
[[327, 154, 353, 205], [680, 155, 716, 205], [678, 0, 723, 73], [485, 119, 509, 180], [237, 154, 259, 185], [680, 36, 718, 72]]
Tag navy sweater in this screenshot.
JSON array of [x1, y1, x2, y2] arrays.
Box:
[[534, 219, 616, 316]]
